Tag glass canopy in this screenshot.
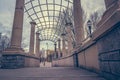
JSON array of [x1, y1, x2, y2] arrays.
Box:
[[25, 0, 73, 42]]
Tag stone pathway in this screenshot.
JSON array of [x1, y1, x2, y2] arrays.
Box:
[[0, 67, 106, 80], [40, 62, 52, 67]]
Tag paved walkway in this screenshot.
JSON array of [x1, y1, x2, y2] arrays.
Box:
[[0, 67, 105, 80], [0, 67, 106, 80], [40, 62, 52, 67]]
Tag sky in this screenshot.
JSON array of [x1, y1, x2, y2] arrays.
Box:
[[0, 0, 105, 52]]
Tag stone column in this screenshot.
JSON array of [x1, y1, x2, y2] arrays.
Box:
[[10, 0, 25, 51], [54, 42, 57, 58], [58, 38, 61, 57], [54, 42, 57, 52], [35, 32, 40, 56], [61, 34, 66, 56], [73, 0, 83, 47], [29, 21, 36, 54]]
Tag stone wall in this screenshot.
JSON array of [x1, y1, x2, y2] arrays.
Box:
[[97, 23, 120, 80], [1, 55, 25, 69], [25, 57, 40, 67], [52, 55, 74, 67], [0, 53, 40, 69], [52, 24, 120, 79], [52, 42, 100, 72], [52, 1, 120, 80], [0, 53, 2, 68], [78, 43, 100, 72]]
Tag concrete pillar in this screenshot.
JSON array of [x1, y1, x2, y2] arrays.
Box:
[[35, 32, 40, 56], [29, 21, 36, 54], [104, 0, 117, 9], [10, 0, 25, 50], [73, 0, 83, 47], [58, 38, 61, 57], [61, 34, 66, 56]]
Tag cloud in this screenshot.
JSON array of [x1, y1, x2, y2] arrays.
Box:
[[0, 0, 16, 37], [0, 0, 15, 26], [81, 0, 105, 16], [0, 22, 11, 38]]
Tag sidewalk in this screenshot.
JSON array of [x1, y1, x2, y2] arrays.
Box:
[[40, 62, 52, 67], [0, 67, 106, 80]]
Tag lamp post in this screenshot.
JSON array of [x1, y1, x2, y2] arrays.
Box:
[[87, 20, 92, 37]]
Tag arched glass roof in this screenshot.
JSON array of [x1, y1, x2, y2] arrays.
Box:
[[25, 0, 73, 42]]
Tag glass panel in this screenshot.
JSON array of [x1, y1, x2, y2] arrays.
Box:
[[25, 0, 73, 42]]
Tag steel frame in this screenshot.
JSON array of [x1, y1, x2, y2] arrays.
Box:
[[25, 0, 73, 42]]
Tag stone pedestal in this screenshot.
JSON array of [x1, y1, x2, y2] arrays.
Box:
[[1, 53, 40, 69], [24, 54, 40, 67], [1, 53, 25, 69]]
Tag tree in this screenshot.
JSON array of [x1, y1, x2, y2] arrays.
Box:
[[90, 11, 100, 31], [89, 8, 105, 31], [22, 37, 28, 49], [82, 7, 87, 25], [82, 8, 89, 38], [0, 33, 10, 52]]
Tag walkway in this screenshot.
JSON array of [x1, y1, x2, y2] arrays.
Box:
[[0, 67, 106, 80]]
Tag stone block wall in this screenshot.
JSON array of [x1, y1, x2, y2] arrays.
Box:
[[0, 53, 40, 69], [78, 51, 86, 67], [78, 44, 100, 72], [97, 23, 120, 80], [52, 55, 74, 67], [52, 42, 100, 72], [0, 54, 2, 68], [25, 57, 40, 67], [1, 55, 25, 69], [52, 24, 120, 80]]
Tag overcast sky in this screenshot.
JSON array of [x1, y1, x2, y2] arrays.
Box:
[[0, 0, 105, 52]]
